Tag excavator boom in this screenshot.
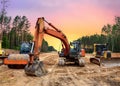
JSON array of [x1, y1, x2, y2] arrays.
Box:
[[44, 28, 70, 56]]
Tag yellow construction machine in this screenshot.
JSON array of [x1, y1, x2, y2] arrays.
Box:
[[90, 43, 120, 67], [0, 40, 5, 56], [90, 43, 111, 65], [0, 40, 8, 65]]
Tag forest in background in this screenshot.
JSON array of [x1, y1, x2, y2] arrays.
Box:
[[0, 0, 56, 52], [78, 16, 120, 53]]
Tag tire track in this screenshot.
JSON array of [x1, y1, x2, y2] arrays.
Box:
[[0, 66, 12, 75], [25, 53, 58, 86], [40, 53, 57, 61], [65, 66, 80, 86], [40, 54, 58, 86], [0, 70, 13, 77]]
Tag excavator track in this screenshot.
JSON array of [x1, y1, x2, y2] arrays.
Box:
[[58, 58, 65, 66], [78, 58, 85, 67], [24, 59, 47, 77]]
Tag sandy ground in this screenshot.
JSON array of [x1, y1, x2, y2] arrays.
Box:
[[3, 49, 19, 54], [0, 52, 120, 86]]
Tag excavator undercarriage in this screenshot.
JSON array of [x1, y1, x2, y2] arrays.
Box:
[[58, 57, 85, 67]]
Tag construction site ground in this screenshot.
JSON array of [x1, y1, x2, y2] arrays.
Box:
[[0, 51, 120, 86]]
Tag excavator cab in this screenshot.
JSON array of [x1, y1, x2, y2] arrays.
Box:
[[69, 41, 81, 57]]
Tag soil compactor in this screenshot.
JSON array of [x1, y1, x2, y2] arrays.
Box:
[[4, 42, 32, 68]]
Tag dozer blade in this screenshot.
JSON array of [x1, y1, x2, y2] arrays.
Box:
[[24, 59, 47, 77], [90, 57, 120, 67], [101, 58, 120, 67], [90, 57, 101, 66]]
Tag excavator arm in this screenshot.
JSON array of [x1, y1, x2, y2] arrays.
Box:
[[32, 17, 70, 60], [25, 17, 70, 76], [33, 18, 45, 57]]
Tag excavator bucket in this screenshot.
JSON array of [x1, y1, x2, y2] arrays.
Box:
[[24, 59, 47, 77]]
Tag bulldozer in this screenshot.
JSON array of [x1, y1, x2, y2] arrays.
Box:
[[90, 43, 111, 65], [89, 43, 120, 67], [90, 43, 120, 67]]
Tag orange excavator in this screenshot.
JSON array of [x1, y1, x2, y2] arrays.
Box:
[[1, 17, 85, 76], [23, 17, 85, 76]]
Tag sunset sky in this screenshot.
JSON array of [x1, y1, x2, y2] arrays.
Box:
[[6, 0, 120, 50]]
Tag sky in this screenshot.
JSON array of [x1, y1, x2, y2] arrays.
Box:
[[4, 0, 120, 50]]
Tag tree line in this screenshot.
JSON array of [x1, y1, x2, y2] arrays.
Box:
[[0, 0, 33, 49], [0, 15, 33, 50], [77, 16, 120, 53], [0, 0, 56, 52], [0, 14, 56, 51]]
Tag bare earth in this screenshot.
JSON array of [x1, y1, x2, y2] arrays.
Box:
[[0, 52, 120, 86]]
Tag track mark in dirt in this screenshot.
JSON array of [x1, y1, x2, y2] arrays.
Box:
[[0, 67, 21, 86], [40, 54, 59, 86], [40, 53, 57, 61], [25, 53, 59, 86], [65, 66, 80, 86]]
